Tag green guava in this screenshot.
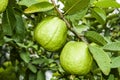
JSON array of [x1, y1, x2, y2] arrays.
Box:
[[34, 17, 67, 51], [0, 0, 8, 13], [60, 41, 93, 75]]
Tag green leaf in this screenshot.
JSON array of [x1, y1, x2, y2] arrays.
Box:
[[108, 74, 114, 80], [4, 36, 13, 42], [94, 0, 120, 8], [92, 7, 106, 24], [20, 52, 31, 63], [2, 7, 16, 36], [29, 73, 36, 80], [16, 43, 27, 48], [12, 12, 27, 42], [62, 0, 90, 15], [103, 42, 120, 51], [37, 71, 45, 80], [65, 8, 88, 25], [74, 25, 89, 34], [0, 27, 4, 46], [18, 0, 48, 7], [111, 56, 120, 68], [31, 58, 45, 65], [46, 59, 54, 64], [85, 31, 107, 45], [24, 2, 54, 13], [89, 45, 111, 75], [118, 67, 120, 76], [28, 63, 37, 73]]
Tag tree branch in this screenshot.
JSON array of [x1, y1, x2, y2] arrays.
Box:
[[51, 0, 83, 41]]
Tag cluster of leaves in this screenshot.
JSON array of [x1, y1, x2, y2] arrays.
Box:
[[0, 0, 120, 80]]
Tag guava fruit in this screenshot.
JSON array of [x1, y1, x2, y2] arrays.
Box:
[[60, 41, 93, 75], [34, 17, 67, 51], [0, 0, 8, 13]]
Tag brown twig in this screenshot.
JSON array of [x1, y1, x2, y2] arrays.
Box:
[[51, 0, 83, 41]]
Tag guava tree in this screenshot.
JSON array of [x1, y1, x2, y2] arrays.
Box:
[[0, 0, 120, 80]]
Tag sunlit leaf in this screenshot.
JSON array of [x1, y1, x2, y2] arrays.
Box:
[[92, 7, 106, 24], [111, 56, 120, 68], [103, 42, 120, 51], [94, 0, 120, 8], [62, 0, 90, 15], [18, 0, 48, 7], [89, 45, 111, 75], [24, 2, 54, 13]]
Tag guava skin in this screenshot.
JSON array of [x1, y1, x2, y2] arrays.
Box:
[[60, 41, 93, 75], [0, 0, 8, 13], [34, 17, 67, 51]]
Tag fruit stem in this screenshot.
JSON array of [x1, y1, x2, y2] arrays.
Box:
[[51, 0, 88, 43]]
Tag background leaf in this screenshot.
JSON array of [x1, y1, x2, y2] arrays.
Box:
[[20, 52, 31, 63], [74, 24, 89, 34], [2, 7, 16, 36], [108, 74, 115, 80], [12, 12, 27, 42], [31, 58, 45, 65], [85, 31, 107, 45], [103, 42, 120, 51], [0, 26, 4, 46], [89, 45, 111, 75], [65, 8, 88, 25], [28, 63, 37, 73], [91, 7, 106, 24], [28, 72, 36, 80], [37, 70, 45, 80], [111, 56, 120, 68]]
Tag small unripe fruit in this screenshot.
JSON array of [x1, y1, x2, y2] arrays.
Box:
[[0, 0, 8, 13], [34, 17, 67, 51], [60, 41, 93, 75]]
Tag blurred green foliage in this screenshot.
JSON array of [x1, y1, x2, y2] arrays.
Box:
[[0, 0, 120, 80]]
